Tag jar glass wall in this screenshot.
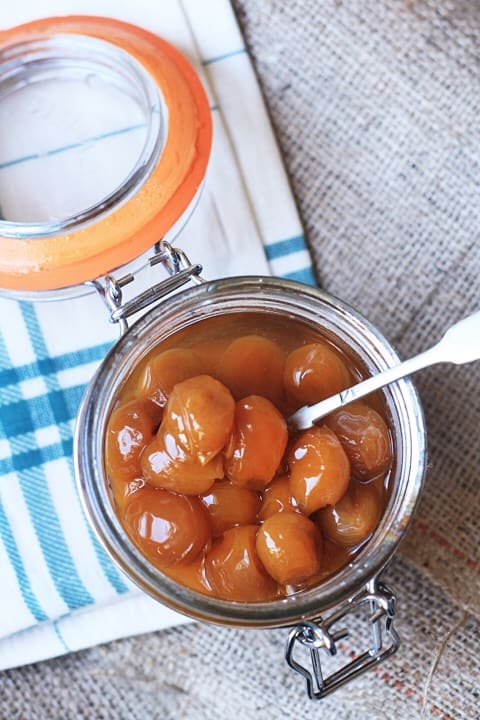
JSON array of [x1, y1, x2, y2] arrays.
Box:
[[75, 277, 426, 627]]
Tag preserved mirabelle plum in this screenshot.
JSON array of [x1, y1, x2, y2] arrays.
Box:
[[106, 399, 160, 482], [163, 555, 212, 595], [259, 475, 300, 520], [256, 512, 322, 585], [204, 525, 277, 601], [225, 395, 288, 490], [141, 376, 233, 495], [219, 335, 285, 403], [316, 481, 381, 547], [313, 539, 354, 582], [288, 426, 350, 514], [325, 401, 391, 480], [111, 477, 146, 515], [283, 342, 351, 407], [136, 348, 202, 407], [192, 339, 229, 378], [141, 433, 223, 495], [124, 486, 211, 567], [200, 481, 261, 536], [161, 375, 235, 465]]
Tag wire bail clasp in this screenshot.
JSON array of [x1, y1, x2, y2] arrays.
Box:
[[285, 578, 399, 700], [90, 240, 204, 334]]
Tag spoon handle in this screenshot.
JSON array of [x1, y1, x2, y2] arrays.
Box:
[[289, 309, 480, 430], [288, 344, 443, 431]]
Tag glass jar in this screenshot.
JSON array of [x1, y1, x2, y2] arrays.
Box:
[[75, 273, 426, 699], [0, 16, 426, 700]]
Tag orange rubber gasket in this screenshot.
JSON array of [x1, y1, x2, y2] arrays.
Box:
[[0, 16, 213, 291]]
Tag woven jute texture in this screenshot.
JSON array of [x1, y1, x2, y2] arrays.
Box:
[[3, 1, 480, 718]]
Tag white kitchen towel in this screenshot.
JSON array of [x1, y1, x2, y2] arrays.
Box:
[[0, 0, 314, 670]]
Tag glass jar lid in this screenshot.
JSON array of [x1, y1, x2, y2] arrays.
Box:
[[0, 16, 212, 292]]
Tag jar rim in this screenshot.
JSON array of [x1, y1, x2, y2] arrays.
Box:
[[74, 277, 427, 628], [0, 33, 164, 239], [0, 16, 212, 293]]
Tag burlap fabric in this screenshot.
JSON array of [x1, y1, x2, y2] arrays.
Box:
[[2, 1, 480, 718]]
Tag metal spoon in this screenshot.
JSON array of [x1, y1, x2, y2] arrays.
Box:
[[289, 310, 480, 431]]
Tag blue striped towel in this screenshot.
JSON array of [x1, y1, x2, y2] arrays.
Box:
[[0, 0, 315, 669]]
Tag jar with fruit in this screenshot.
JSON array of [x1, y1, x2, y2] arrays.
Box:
[[76, 270, 426, 699]]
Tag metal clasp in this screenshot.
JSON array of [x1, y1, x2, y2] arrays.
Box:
[[90, 241, 205, 334], [285, 578, 399, 700]]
